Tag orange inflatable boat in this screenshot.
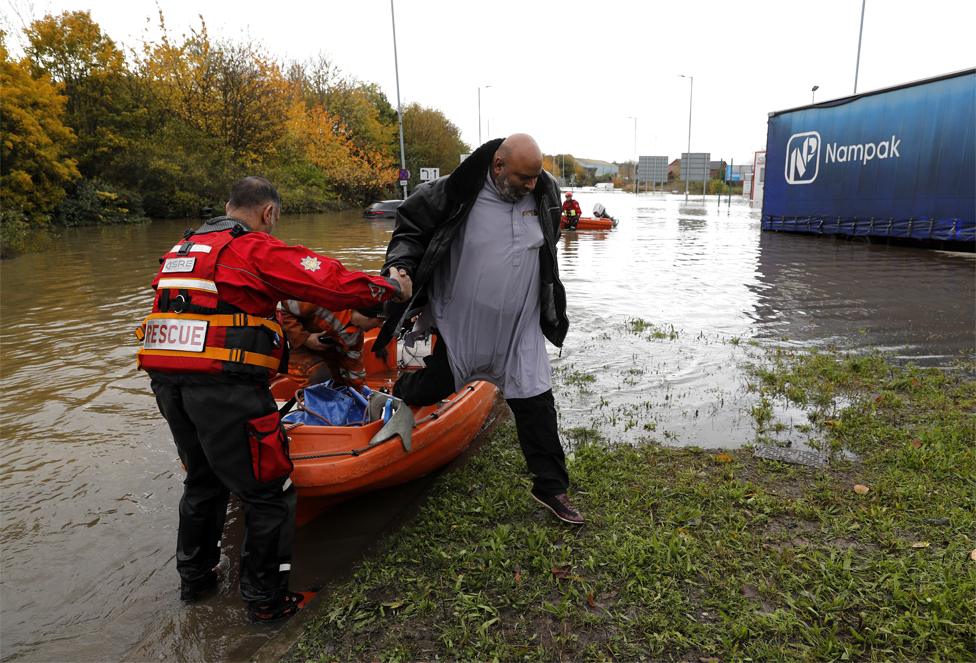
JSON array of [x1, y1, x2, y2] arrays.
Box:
[[560, 215, 618, 230], [270, 331, 499, 521]]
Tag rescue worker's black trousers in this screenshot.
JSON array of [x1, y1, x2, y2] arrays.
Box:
[[393, 338, 570, 496], [150, 376, 295, 605]]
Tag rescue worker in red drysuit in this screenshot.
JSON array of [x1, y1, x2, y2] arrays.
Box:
[[561, 191, 582, 230], [278, 301, 383, 389], [137, 177, 411, 622]]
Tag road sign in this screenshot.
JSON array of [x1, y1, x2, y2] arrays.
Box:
[[398, 168, 410, 181], [680, 152, 710, 182], [638, 156, 668, 183], [420, 167, 440, 182]]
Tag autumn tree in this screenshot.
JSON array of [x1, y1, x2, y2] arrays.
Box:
[[275, 99, 398, 207], [401, 103, 469, 189], [289, 55, 398, 164], [141, 21, 289, 167], [24, 11, 133, 177], [6, 10, 472, 224], [110, 17, 292, 215], [1, 39, 79, 255]]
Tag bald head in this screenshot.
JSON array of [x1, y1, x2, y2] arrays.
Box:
[[492, 133, 544, 201]]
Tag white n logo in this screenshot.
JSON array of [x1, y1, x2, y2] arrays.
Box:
[[785, 131, 821, 184]]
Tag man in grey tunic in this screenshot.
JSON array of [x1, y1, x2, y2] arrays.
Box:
[[377, 134, 582, 524]]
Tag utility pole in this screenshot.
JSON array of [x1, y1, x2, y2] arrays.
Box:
[[477, 85, 491, 145], [680, 75, 694, 203], [627, 116, 637, 195], [854, 0, 866, 93], [390, 0, 408, 199], [728, 158, 733, 210]]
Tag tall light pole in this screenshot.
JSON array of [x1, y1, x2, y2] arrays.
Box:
[[390, 0, 408, 199], [626, 116, 637, 194], [679, 74, 694, 203], [854, 0, 866, 93], [477, 85, 492, 145], [811, 85, 819, 103]]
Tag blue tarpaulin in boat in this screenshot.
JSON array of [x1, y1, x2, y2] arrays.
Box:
[[283, 381, 372, 427]]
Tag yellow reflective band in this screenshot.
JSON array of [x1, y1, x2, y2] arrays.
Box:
[[137, 346, 281, 370]]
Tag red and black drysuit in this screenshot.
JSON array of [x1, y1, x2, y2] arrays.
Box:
[[561, 197, 582, 229], [137, 216, 399, 607]]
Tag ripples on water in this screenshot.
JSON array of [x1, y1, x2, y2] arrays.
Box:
[[1, 196, 973, 660]]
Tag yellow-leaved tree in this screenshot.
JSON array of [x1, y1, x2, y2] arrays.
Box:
[[24, 11, 130, 176], [276, 98, 398, 207], [1, 39, 79, 256]]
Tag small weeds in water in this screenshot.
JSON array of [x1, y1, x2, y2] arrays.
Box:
[[622, 317, 679, 341], [624, 317, 652, 334], [288, 350, 976, 662], [554, 365, 597, 391]]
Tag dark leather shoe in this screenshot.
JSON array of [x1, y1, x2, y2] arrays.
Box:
[[531, 489, 585, 525]]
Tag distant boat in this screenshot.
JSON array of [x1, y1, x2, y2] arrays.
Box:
[[560, 215, 618, 231]]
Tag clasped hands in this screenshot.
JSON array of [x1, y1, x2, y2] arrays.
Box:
[[388, 267, 412, 303]]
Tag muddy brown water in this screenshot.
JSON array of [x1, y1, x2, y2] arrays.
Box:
[[1, 194, 973, 660]]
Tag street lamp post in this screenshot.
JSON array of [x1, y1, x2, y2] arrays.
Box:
[[679, 74, 694, 204], [390, 0, 408, 199], [854, 0, 866, 93], [811, 85, 819, 103], [477, 85, 491, 145], [626, 116, 637, 194]]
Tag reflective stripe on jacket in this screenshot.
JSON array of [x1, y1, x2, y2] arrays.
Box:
[[137, 225, 285, 380], [279, 301, 366, 386]]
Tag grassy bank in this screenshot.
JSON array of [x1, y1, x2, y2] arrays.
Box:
[[286, 350, 975, 661]]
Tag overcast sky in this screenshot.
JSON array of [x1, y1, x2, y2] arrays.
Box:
[[4, 0, 974, 165]]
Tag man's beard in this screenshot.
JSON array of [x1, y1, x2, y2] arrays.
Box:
[[494, 172, 526, 202]]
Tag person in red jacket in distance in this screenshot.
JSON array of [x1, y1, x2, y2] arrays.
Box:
[[139, 176, 411, 622], [561, 191, 582, 230]]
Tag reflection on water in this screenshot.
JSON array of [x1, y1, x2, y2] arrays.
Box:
[[552, 193, 973, 451], [1, 195, 973, 660]]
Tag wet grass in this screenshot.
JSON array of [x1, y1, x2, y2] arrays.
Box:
[[624, 317, 679, 341], [287, 350, 976, 662]]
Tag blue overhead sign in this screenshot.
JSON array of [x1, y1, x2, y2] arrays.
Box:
[[762, 69, 975, 242]]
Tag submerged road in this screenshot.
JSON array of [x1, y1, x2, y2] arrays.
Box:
[[1, 192, 972, 660]]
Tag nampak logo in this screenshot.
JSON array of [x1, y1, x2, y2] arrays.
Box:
[[785, 131, 820, 184]]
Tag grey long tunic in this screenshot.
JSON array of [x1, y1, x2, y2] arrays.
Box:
[[426, 175, 552, 399]]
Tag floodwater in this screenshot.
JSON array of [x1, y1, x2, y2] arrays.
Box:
[[1, 193, 972, 661]]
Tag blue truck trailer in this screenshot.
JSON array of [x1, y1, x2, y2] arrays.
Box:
[[761, 69, 975, 246]]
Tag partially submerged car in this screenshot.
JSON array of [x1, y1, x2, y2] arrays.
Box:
[[363, 200, 402, 219]]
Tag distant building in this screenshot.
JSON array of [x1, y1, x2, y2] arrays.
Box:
[[575, 158, 619, 178], [730, 164, 753, 179], [750, 150, 766, 206]]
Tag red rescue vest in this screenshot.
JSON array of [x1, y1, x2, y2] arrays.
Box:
[[136, 224, 286, 380]]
